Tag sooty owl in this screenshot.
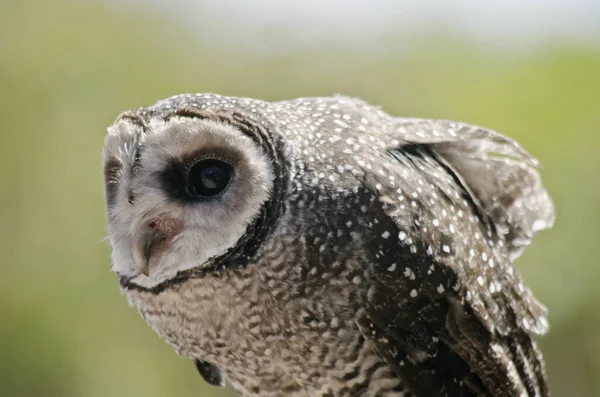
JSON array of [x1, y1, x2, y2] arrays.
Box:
[[103, 94, 555, 397]]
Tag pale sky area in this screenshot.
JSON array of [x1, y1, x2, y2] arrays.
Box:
[[121, 0, 600, 50]]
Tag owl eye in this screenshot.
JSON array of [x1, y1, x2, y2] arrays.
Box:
[[186, 159, 234, 199]]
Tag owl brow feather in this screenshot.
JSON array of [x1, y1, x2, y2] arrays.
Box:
[[115, 111, 149, 131]]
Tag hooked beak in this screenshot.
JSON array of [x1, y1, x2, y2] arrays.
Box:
[[131, 217, 184, 277]]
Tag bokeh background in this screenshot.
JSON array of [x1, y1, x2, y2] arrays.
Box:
[[1, 0, 599, 396]]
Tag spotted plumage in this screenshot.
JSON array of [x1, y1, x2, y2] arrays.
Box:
[[103, 93, 554, 397]]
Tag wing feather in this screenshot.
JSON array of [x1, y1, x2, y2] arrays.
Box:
[[356, 120, 552, 396]]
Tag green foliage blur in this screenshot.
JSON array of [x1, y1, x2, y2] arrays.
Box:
[[1, 0, 599, 396]]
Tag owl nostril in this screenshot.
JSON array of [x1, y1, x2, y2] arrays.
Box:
[[148, 217, 184, 238]]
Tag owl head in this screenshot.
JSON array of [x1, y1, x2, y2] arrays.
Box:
[[103, 100, 279, 289]]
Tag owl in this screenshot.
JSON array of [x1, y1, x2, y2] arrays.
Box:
[[103, 94, 555, 397]]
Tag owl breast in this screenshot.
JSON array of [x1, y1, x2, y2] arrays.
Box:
[[124, 226, 407, 396]]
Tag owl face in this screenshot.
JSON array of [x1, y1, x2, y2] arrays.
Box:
[[103, 116, 274, 288]]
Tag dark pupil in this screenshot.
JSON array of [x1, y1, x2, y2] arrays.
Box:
[[187, 159, 233, 198]]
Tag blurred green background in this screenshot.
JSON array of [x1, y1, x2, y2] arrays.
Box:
[[1, 0, 599, 396]]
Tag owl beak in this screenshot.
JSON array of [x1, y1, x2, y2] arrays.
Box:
[[131, 229, 163, 277], [131, 217, 184, 277]]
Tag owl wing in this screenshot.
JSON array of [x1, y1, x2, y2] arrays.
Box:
[[356, 120, 553, 396]]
